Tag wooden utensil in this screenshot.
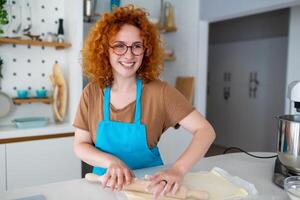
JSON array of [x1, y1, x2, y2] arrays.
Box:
[[85, 173, 209, 200], [50, 64, 67, 122]]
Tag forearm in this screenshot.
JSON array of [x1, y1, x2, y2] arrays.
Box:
[[171, 125, 215, 175], [74, 142, 117, 168]]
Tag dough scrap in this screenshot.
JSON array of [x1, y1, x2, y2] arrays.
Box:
[[124, 169, 248, 200]]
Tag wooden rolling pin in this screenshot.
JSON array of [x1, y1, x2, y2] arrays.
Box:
[[85, 173, 209, 200]]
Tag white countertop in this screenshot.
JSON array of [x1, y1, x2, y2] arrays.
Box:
[[0, 122, 75, 140], [0, 152, 289, 200]]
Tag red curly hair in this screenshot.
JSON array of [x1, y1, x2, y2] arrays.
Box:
[[82, 4, 164, 89]]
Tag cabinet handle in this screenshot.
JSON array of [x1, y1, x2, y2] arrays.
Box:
[[249, 72, 259, 98], [223, 87, 230, 100]]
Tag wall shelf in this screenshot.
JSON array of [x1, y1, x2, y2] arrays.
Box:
[[0, 38, 71, 50], [12, 97, 52, 105], [160, 27, 177, 33], [164, 54, 176, 61]]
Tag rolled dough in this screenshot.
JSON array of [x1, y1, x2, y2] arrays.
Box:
[[124, 169, 248, 200]]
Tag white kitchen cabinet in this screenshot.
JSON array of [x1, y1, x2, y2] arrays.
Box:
[[207, 37, 287, 151], [0, 144, 6, 192], [6, 137, 81, 191], [207, 84, 229, 146]]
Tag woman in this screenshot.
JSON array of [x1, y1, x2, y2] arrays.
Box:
[[73, 5, 215, 198]]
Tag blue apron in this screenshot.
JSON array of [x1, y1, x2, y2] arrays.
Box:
[[93, 78, 163, 175]]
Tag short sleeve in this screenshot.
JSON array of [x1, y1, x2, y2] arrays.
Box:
[[163, 83, 195, 129], [73, 86, 90, 131]]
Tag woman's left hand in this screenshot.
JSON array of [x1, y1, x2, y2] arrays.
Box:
[[145, 167, 184, 199]]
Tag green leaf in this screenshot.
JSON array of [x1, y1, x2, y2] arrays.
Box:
[[0, 0, 7, 5], [0, 0, 8, 24], [0, 9, 8, 25]]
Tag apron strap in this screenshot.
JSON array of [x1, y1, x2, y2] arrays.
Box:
[[103, 86, 111, 121], [134, 78, 142, 124], [103, 78, 142, 123]]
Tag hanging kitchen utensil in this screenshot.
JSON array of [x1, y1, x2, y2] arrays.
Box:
[[6, 1, 22, 38], [22, 1, 32, 34], [50, 64, 67, 122], [0, 58, 12, 118], [0, 91, 12, 118], [0, 58, 3, 79]]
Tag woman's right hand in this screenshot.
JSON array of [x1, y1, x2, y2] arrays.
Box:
[[101, 158, 134, 191]]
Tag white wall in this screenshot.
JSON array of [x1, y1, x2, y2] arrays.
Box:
[[285, 6, 300, 113], [65, 0, 83, 123], [200, 0, 300, 22], [195, 21, 209, 115], [157, 0, 202, 164]]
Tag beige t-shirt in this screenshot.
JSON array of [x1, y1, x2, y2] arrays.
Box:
[[73, 79, 195, 148]]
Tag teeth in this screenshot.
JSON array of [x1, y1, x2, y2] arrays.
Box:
[[120, 61, 135, 67]]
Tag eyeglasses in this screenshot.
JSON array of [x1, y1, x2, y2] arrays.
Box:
[[109, 42, 145, 56]]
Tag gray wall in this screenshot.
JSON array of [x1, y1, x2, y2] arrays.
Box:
[[210, 8, 289, 44], [200, 0, 300, 22]]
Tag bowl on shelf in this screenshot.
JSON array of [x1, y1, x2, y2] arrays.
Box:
[[17, 90, 29, 99], [12, 117, 49, 129], [284, 176, 300, 200], [35, 89, 48, 98]]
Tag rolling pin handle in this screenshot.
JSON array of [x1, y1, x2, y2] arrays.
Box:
[[186, 190, 209, 200], [85, 173, 103, 183]]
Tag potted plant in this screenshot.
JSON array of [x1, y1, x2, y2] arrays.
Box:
[[0, 0, 9, 34]]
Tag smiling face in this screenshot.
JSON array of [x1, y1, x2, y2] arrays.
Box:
[[108, 24, 144, 80]]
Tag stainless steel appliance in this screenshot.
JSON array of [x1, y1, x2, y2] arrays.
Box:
[[273, 81, 300, 188]]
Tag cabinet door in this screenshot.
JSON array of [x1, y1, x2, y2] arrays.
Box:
[[6, 137, 81, 190], [207, 84, 229, 146], [207, 37, 286, 152], [0, 144, 6, 192]]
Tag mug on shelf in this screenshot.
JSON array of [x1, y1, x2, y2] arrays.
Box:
[[17, 90, 29, 99], [35, 89, 47, 98]]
